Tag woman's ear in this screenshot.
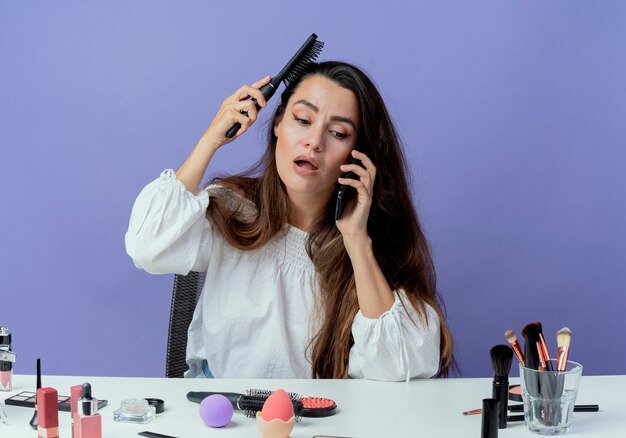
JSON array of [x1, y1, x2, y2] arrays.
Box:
[[274, 123, 280, 138]]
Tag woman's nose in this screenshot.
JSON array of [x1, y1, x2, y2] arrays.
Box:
[[305, 126, 324, 151]]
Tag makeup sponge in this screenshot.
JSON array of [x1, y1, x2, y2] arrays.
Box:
[[199, 394, 233, 428], [260, 389, 294, 421], [256, 389, 296, 438]]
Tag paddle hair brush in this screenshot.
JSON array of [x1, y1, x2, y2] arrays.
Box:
[[225, 33, 324, 138]]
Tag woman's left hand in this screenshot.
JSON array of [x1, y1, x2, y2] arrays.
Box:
[[335, 149, 376, 245]]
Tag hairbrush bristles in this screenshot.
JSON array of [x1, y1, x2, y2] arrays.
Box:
[[490, 344, 514, 377], [281, 39, 324, 87], [244, 389, 303, 421]]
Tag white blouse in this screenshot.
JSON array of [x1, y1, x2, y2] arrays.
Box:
[[125, 170, 441, 381]]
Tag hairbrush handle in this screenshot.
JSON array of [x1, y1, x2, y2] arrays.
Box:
[[187, 391, 244, 409], [225, 82, 278, 138]]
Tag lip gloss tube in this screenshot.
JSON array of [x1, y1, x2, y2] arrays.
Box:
[[37, 387, 59, 438], [0, 327, 15, 392]]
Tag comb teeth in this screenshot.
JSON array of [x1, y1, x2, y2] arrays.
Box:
[[282, 40, 324, 87]]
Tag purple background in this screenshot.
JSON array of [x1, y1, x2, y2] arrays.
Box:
[[2, 1, 625, 378]]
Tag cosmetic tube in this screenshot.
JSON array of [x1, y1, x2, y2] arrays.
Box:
[[71, 384, 82, 438], [37, 387, 59, 438], [0, 327, 14, 392], [492, 376, 508, 429], [78, 383, 101, 438], [481, 398, 498, 438]]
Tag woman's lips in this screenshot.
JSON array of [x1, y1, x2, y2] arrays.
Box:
[[293, 156, 319, 176], [293, 160, 320, 176]]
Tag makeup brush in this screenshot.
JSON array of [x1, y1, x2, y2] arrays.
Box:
[[490, 344, 513, 429], [521, 322, 543, 370], [556, 327, 572, 372], [463, 404, 599, 415], [504, 329, 525, 366], [539, 332, 554, 371], [29, 358, 41, 429]]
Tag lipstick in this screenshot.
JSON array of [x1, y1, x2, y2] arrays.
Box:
[[37, 387, 59, 438]]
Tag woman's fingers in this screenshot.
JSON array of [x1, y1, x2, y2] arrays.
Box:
[[351, 150, 377, 177], [251, 75, 272, 89], [339, 151, 377, 191], [201, 76, 272, 147], [229, 76, 271, 107], [233, 99, 260, 123]]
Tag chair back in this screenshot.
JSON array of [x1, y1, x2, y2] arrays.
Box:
[[165, 271, 205, 378]]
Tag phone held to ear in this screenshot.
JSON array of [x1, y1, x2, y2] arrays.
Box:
[[334, 158, 361, 221]]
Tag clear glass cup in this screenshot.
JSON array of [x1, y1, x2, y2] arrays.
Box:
[[519, 360, 583, 435]]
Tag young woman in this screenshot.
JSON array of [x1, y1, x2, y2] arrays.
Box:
[[126, 61, 455, 380]]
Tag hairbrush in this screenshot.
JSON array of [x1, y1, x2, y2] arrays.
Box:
[[187, 390, 303, 421], [187, 390, 337, 419], [225, 33, 324, 138]]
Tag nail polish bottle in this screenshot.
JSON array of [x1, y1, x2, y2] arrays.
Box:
[[0, 327, 15, 392], [78, 383, 101, 438]]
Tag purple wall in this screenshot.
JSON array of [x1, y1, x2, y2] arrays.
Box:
[[2, 1, 625, 378]]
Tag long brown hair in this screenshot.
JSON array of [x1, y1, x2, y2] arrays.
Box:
[[206, 61, 455, 378]]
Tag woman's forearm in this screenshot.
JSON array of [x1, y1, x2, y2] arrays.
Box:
[[176, 136, 219, 194], [344, 236, 395, 319]]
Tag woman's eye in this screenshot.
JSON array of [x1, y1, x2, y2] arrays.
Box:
[[332, 131, 348, 139], [294, 116, 310, 125]]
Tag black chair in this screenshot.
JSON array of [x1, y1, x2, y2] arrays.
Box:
[[165, 271, 205, 378]]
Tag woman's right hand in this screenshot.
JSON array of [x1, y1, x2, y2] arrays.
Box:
[[200, 75, 272, 150]]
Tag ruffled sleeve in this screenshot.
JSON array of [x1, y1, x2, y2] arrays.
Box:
[[348, 291, 441, 382], [125, 169, 213, 275]]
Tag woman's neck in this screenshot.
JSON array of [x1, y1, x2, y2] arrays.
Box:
[[287, 189, 331, 232]]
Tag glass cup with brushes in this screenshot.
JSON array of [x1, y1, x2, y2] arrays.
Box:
[[519, 360, 582, 435], [518, 325, 581, 435]]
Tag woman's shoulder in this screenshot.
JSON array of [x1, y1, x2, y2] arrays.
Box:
[[205, 181, 256, 216]]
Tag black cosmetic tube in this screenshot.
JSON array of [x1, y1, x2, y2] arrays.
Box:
[[481, 398, 498, 438], [492, 377, 508, 429]]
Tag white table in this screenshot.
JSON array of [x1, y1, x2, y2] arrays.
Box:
[[1, 374, 622, 437]]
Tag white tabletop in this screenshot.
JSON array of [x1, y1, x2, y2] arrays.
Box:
[[0, 374, 622, 437]]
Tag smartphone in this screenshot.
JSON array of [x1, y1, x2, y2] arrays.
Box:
[[334, 158, 361, 221]]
